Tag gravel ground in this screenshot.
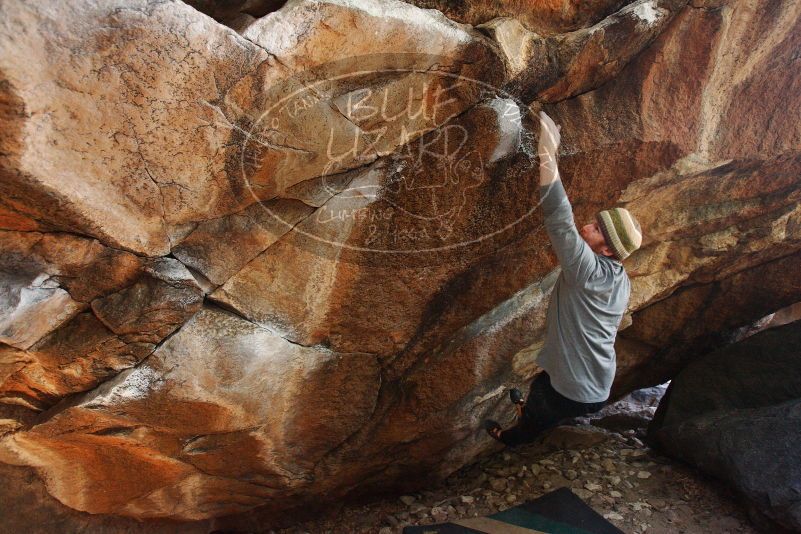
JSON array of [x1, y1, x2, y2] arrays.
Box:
[[275, 386, 759, 534]]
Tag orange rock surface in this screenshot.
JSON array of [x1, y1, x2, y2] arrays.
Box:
[[1, 0, 799, 527]]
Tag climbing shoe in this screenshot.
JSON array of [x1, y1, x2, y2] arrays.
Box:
[[483, 419, 504, 443], [509, 387, 525, 406]]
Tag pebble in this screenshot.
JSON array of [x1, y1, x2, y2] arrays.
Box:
[[637, 471, 652, 479], [431, 507, 447, 522], [379, 528, 392, 534], [409, 504, 427, 514], [490, 478, 507, 492], [400, 495, 416, 505], [564, 469, 578, 480], [506, 494, 517, 504], [574, 488, 592, 499], [604, 511, 625, 521], [530, 464, 542, 475], [460, 495, 474, 504], [584, 482, 602, 492], [610, 490, 623, 498]]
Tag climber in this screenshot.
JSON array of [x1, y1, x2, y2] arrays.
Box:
[[484, 110, 642, 448]]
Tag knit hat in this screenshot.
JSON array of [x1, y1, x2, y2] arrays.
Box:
[[596, 207, 642, 261]]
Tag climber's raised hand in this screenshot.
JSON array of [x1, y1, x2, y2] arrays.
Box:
[[538, 110, 562, 164]]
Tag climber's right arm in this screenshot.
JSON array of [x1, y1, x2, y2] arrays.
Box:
[[537, 111, 598, 286]]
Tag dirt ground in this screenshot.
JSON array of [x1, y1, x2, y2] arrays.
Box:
[[274, 385, 762, 534]]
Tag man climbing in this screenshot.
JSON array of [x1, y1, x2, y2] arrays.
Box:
[[484, 110, 642, 447]]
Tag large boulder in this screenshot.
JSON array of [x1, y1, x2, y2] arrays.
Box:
[[0, 0, 800, 527], [0, 0, 267, 256], [405, 0, 629, 35], [655, 401, 801, 532], [0, 232, 203, 410], [648, 320, 801, 531], [0, 305, 381, 520]]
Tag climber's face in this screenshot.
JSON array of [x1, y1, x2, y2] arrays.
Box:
[[580, 221, 615, 257]]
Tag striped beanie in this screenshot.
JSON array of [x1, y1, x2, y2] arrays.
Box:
[[596, 207, 642, 261]]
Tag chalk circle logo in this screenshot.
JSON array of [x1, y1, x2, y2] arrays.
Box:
[[238, 54, 541, 258]]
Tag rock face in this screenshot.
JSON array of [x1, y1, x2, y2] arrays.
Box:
[[661, 401, 801, 532], [647, 320, 801, 531], [1, 306, 381, 519], [1, 0, 800, 527], [406, 0, 630, 35]]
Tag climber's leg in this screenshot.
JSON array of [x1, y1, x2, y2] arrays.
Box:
[[498, 371, 607, 447], [487, 371, 606, 447], [509, 387, 525, 418], [540, 372, 608, 421], [494, 373, 564, 447]]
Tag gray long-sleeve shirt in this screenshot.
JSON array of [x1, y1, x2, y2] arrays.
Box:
[[536, 179, 631, 403]]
